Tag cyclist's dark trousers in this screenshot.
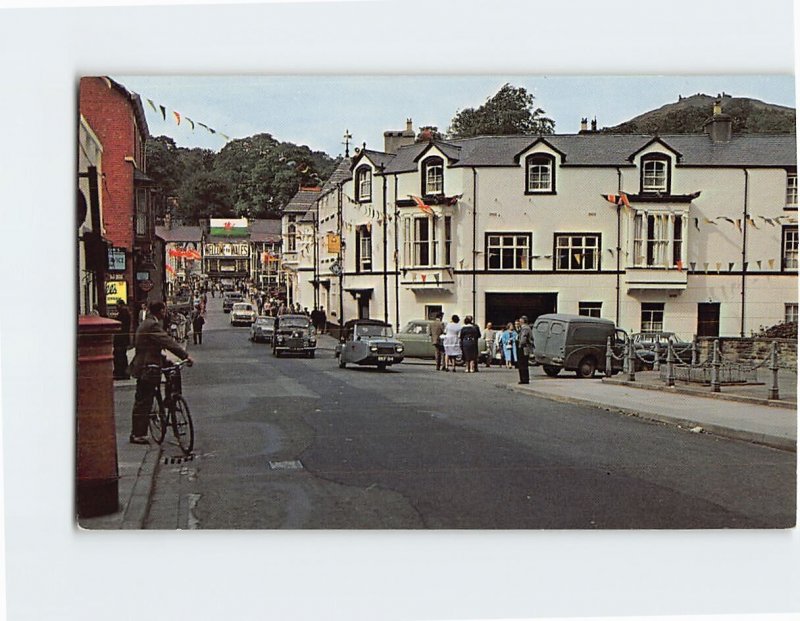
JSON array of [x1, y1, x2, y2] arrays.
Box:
[[193, 328, 203, 345], [132, 375, 159, 436]]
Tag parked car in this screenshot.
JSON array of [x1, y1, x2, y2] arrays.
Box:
[[223, 292, 244, 313], [631, 331, 692, 366], [532, 313, 627, 378], [272, 314, 317, 358], [395, 319, 486, 363], [230, 302, 256, 326], [250, 316, 276, 343], [336, 319, 405, 371]]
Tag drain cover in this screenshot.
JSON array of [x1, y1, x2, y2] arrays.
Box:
[[268, 459, 304, 471]]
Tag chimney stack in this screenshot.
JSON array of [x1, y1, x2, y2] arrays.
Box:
[[384, 118, 416, 154], [579, 117, 588, 133], [704, 100, 732, 143], [591, 117, 597, 132]]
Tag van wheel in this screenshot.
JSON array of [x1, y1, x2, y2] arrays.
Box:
[[543, 365, 561, 377], [576, 357, 596, 378]]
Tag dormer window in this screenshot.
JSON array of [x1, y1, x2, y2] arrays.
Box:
[[355, 165, 372, 202], [525, 153, 556, 194], [640, 154, 671, 194], [422, 157, 444, 195]]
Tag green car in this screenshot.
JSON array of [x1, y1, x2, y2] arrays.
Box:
[[396, 319, 486, 362]]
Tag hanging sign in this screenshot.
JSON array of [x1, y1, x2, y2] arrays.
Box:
[[327, 233, 341, 253], [107, 247, 126, 272], [105, 280, 128, 306]]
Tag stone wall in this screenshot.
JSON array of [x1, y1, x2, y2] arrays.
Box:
[[696, 337, 797, 370]]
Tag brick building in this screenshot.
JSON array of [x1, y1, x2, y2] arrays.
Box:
[[78, 76, 163, 313]]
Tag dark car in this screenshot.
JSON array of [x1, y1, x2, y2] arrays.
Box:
[[631, 331, 692, 367], [335, 319, 405, 371], [250, 316, 275, 343], [272, 314, 317, 357], [223, 292, 244, 313]]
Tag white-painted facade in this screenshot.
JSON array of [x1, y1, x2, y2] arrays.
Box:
[[78, 114, 104, 314], [286, 127, 798, 338]]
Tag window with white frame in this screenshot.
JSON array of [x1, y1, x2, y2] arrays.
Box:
[[422, 157, 444, 195], [355, 166, 371, 202], [632, 212, 685, 268], [356, 225, 372, 272], [578, 302, 602, 318], [641, 302, 665, 331], [782, 225, 798, 270], [525, 154, 555, 193], [404, 216, 438, 267], [555, 234, 600, 271], [641, 155, 670, 194], [785, 303, 798, 323], [287, 222, 297, 252], [786, 172, 797, 208], [486, 233, 530, 270]]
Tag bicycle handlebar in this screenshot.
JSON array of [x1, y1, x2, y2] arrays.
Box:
[[145, 358, 193, 373]]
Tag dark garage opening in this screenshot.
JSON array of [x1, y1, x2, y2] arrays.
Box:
[[485, 292, 558, 328]]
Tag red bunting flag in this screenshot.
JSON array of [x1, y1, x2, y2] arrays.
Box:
[[410, 195, 433, 216], [676, 259, 683, 272], [173, 111, 181, 125], [603, 192, 631, 208]]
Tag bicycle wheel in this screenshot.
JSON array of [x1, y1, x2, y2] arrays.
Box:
[[149, 392, 166, 444], [171, 396, 194, 455]]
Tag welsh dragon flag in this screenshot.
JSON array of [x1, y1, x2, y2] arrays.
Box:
[[210, 217, 249, 237]]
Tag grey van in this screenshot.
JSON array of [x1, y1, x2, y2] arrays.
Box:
[[532, 313, 627, 378]]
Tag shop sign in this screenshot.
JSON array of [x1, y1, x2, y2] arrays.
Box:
[[136, 271, 150, 281], [326, 233, 341, 253], [107, 247, 126, 272], [105, 280, 127, 306]]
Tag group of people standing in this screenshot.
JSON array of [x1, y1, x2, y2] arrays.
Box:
[[429, 313, 533, 384]]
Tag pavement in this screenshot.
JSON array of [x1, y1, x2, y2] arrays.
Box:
[[79, 331, 798, 530]]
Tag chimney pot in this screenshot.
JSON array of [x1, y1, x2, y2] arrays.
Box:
[[591, 117, 597, 131]]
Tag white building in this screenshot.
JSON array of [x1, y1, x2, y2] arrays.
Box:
[[289, 111, 797, 338], [77, 114, 104, 314]]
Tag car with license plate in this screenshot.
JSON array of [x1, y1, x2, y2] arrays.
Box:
[[272, 314, 317, 357], [230, 302, 256, 326], [223, 292, 244, 313], [250, 315, 275, 342], [335, 319, 405, 371]]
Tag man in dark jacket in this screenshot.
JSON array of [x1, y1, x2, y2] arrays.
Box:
[[128, 301, 193, 444], [430, 312, 446, 371], [517, 315, 532, 384], [112, 299, 132, 379]]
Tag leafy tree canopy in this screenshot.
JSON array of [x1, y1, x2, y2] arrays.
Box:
[[448, 83, 555, 138], [145, 133, 337, 224]]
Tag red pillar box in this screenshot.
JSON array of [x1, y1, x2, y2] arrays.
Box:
[[77, 316, 121, 518]]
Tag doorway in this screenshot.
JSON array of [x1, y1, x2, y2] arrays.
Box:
[[697, 303, 720, 337], [485, 292, 558, 328]]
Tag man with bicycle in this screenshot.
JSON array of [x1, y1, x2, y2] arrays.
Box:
[[128, 301, 194, 444]]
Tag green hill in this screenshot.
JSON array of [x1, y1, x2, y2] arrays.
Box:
[[602, 93, 796, 134]]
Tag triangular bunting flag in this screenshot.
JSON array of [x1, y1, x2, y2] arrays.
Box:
[[729, 262, 735, 272], [757, 260, 762, 269], [173, 111, 181, 125], [735, 219, 742, 232], [704, 218, 717, 226], [186, 117, 195, 130], [146, 98, 157, 113], [743, 262, 748, 271], [159, 105, 166, 121], [676, 259, 683, 272], [704, 262, 709, 272], [694, 218, 700, 231], [690, 262, 696, 271], [715, 262, 721, 272], [769, 258, 775, 269]]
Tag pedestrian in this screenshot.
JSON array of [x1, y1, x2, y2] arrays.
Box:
[[138, 302, 148, 324], [483, 321, 497, 368], [442, 314, 463, 372], [310, 306, 321, 332], [501, 322, 518, 369], [192, 305, 205, 345], [517, 315, 532, 384], [112, 299, 132, 379], [429, 311, 446, 370], [459, 315, 482, 373], [128, 301, 193, 445], [319, 307, 327, 334]]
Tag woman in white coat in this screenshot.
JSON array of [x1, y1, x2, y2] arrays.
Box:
[[441, 314, 463, 372]]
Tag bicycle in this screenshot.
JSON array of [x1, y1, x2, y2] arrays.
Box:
[[147, 359, 195, 455]]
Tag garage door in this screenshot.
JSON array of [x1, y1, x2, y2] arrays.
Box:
[[485, 293, 558, 328]]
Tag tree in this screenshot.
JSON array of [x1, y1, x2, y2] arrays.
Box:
[[178, 171, 234, 222], [448, 83, 555, 138]]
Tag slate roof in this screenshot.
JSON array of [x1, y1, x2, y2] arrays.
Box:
[[249, 218, 282, 242], [354, 148, 394, 171], [320, 157, 354, 196], [299, 206, 317, 223], [155, 225, 202, 242], [381, 133, 797, 173], [284, 187, 321, 214]]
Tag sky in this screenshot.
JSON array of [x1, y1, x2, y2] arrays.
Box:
[[112, 74, 796, 157]]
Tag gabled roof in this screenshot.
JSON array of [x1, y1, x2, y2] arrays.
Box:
[[249, 218, 282, 242], [155, 225, 202, 242], [320, 157, 354, 196], [512, 137, 568, 162], [351, 148, 393, 171], [412, 140, 462, 164], [284, 187, 321, 214], [626, 136, 684, 162], [381, 133, 796, 171]]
